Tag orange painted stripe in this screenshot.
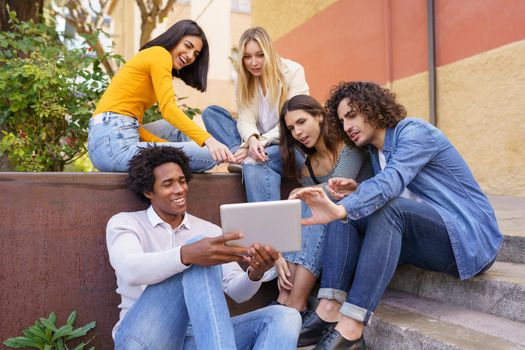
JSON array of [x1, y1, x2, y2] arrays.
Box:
[[275, 0, 381, 100], [274, 0, 525, 101], [435, 0, 525, 66]]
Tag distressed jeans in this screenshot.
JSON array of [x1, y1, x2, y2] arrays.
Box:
[[87, 112, 217, 172], [319, 198, 459, 324], [114, 264, 302, 349]]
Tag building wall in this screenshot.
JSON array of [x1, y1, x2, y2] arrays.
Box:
[[252, 0, 525, 196]]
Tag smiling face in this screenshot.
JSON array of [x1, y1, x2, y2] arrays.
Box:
[[170, 35, 203, 70], [285, 109, 324, 149], [337, 97, 383, 149], [144, 162, 188, 227], [242, 40, 265, 77]]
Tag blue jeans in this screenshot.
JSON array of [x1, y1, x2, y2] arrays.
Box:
[[202, 105, 301, 202], [114, 264, 301, 349], [283, 202, 326, 277], [319, 198, 459, 324], [88, 113, 217, 172]]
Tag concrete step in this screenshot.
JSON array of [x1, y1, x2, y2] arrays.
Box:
[[388, 261, 525, 322], [499, 231, 525, 263], [489, 195, 525, 264], [365, 290, 525, 350]]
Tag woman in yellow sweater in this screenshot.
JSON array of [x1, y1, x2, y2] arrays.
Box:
[[88, 20, 235, 172]]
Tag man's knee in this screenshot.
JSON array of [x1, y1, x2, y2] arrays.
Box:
[[373, 197, 411, 219], [269, 305, 302, 332]]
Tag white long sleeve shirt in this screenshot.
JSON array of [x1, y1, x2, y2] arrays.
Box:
[[106, 206, 270, 336]]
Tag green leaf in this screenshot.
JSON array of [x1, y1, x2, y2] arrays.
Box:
[[22, 326, 47, 343], [51, 325, 73, 342], [27, 322, 49, 341], [66, 310, 77, 326], [65, 321, 96, 341], [71, 342, 85, 350], [56, 338, 65, 350], [48, 312, 57, 325], [39, 318, 58, 332], [3, 336, 42, 348]]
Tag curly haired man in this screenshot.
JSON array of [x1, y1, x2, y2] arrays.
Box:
[[292, 81, 502, 350]]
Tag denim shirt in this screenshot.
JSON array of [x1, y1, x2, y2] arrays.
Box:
[[339, 118, 502, 280]]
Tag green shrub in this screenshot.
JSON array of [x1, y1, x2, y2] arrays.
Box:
[[0, 12, 122, 171], [3, 311, 96, 350]]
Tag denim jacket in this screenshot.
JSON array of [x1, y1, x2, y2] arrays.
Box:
[[339, 118, 502, 280]]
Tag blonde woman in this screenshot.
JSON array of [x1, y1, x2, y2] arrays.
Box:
[[202, 27, 309, 202]]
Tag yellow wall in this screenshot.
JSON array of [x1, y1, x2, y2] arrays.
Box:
[[436, 40, 525, 196], [389, 40, 525, 196], [252, 0, 338, 40], [109, 0, 138, 60]]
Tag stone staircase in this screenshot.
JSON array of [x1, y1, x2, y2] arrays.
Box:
[[364, 195, 525, 349]]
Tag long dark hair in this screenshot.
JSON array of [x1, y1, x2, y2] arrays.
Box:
[[141, 20, 209, 92], [279, 95, 343, 178]]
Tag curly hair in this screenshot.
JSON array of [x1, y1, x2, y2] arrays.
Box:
[[325, 81, 407, 144], [126, 145, 193, 204]]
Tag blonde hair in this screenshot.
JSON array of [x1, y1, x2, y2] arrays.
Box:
[[236, 27, 286, 110]]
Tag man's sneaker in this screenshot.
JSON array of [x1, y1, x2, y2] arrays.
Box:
[[297, 311, 336, 347]]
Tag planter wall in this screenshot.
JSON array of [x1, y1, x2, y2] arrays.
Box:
[[0, 172, 294, 349]]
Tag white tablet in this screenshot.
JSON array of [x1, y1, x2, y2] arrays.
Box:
[[220, 199, 302, 252]]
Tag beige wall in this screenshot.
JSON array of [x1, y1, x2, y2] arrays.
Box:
[[109, 0, 138, 61], [388, 41, 525, 196], [252, 0, 337, 40], [436, 41, 525, 196]]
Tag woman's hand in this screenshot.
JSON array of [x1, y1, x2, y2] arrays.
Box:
[[247, 135, 268, 162], [204, 136, 236, 163], [287, 187, 302, 199], [275, 256, 293, 291], [233, 147, 249, 164], [327, 177, 358, 201], [290, 187, 347, 225]]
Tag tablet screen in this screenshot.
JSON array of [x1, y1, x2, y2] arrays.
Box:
[[220, 199, 302, 252]]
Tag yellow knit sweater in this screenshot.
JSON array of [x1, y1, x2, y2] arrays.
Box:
[[93, 46, 210, 146]]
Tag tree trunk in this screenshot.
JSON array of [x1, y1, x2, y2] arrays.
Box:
[[1, 0, 44, 31]]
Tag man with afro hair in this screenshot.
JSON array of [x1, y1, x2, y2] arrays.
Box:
[[106, 145, 301, 349]]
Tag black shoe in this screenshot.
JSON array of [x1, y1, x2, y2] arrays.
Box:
[[227, 164, 242, 173], [297, 311, 336, 347], [313, 329, 366, 350], [299, 308, 309, 321]]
